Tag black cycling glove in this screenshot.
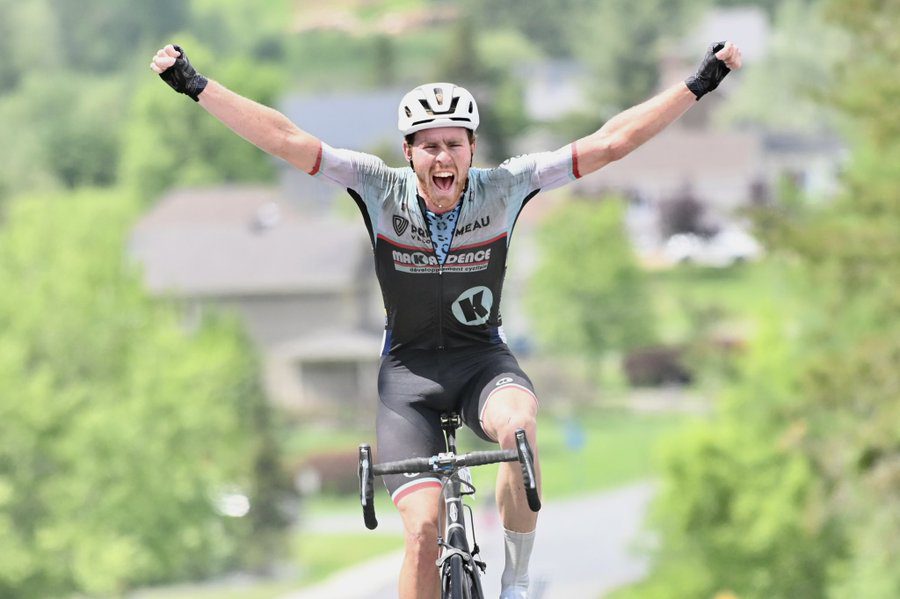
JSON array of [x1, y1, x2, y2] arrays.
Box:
[[685, 42, 730, 101], [159, 45, 208, 102]]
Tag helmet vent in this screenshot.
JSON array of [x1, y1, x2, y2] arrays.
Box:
[[418, 99, 435, 116], [404, 106, 412, 117], [434, 88, 444, 104]]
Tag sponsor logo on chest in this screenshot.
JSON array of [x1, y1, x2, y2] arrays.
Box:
[[391, 248, 493, 273], [454, 216, 491, 237]]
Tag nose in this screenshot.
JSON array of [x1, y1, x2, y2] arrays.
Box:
[[434, 146, 451, 163]]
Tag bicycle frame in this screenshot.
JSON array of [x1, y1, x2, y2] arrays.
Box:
[[435, 414, 486, 598]]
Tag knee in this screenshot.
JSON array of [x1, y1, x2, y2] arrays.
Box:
[[398, 487, 441, 560], [496, 411, 538, 449], [404, 517, 439, 557]]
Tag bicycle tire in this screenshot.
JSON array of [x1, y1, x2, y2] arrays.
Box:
[[442, 554, 480, 599]]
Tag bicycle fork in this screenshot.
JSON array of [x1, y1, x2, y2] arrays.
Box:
[[438, 469, 486, 590]]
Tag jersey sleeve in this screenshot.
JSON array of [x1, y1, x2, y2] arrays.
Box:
[[313, 142, 390, 190], [312, 142, 408, 225], [495, 145, 577, 193], [477, 145, 577, 227]]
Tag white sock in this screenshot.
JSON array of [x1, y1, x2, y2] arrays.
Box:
[[500, 528, 535, 599]]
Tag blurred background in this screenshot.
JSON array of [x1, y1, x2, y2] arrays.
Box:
[[1, 0, 898, 597]]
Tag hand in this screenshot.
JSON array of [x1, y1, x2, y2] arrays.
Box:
[[715, 41, 743, 71], [685, 41, 742, 101], [150, 44, 208, 102]]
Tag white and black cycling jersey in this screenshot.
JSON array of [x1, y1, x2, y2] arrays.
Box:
[[311, 142, 580, 354]]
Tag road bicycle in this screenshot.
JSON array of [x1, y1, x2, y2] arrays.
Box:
[[358, 412, 541, 598]]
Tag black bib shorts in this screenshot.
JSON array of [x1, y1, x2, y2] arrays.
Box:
[[376, 343, 537, 505]]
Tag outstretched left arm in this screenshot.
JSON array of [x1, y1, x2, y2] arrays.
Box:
[[571, 41, 743, 177]]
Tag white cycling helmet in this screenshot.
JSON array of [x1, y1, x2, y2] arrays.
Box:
[[397, 82, 480, 135]]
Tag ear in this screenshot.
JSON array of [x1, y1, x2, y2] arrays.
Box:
[[402, 139, 412, 163]]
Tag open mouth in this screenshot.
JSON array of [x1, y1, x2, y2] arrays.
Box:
[[432, 173, 455, 192]]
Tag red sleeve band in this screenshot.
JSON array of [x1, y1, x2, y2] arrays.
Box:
[[571, 143, 582, 179], [308, 141, 323, 176]]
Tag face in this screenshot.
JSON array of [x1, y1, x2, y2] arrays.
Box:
[[403, 127, 475, 212]]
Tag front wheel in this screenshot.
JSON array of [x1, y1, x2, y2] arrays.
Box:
[[441, 554, 478, 599]]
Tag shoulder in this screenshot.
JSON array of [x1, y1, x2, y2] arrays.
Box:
[[475, 147, 575, 189], [318, 143, 410, 191]]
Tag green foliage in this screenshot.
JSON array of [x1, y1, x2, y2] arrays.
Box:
[[0, 74, 127, 199], [190, 0, 291, 60], [47, 0, 189, 73], [716, 0, 848, 134], [573, 0, 708, 112], [0, 189, 289, 597], [635, 322, 840, 598], [432, 12, 530, 163], [120, 40, 284, 201], [467, 0, 705, 114], [623, 1, 900, 597], [526, 198, 656, 361], [0, 0, 64, 94], [465, 0, 594, 57]]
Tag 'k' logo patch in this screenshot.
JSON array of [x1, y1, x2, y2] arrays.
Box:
[[392, 215, 410, 236]]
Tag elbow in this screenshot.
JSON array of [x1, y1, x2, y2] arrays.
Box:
[[576, 131, 636, 175], [275, 125, 300, 160]]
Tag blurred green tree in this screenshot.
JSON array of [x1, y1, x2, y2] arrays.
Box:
[[614, 0, 900, 597], [466, 0, 593, 57], [48, 0, 189, 73], [0, 189, 291, 597], [437, 12, 529, 163], [716, 0, 848, 134], [120, 41, 285, 202], [526, 197, 656, 370], [0, 0, 63, 94], [0, 75, 126, 205], [573, 0, 706, 113], [190, 0, 291, 60]]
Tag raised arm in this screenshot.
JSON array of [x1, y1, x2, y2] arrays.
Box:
[[150, 44, 321, 174], [572, 41, 743, 177]]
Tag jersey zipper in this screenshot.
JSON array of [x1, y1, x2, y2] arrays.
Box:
[[418, 195, 445, 350]]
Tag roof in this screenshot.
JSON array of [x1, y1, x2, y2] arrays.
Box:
[[130, 185, 370, 297], [279, 88, 407, 151], [270, 329, 384, 361], [573, 128, 763, 198]]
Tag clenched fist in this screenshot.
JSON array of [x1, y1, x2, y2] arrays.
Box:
[[685, 41, 743, 100], [150, 44, 208, 102]]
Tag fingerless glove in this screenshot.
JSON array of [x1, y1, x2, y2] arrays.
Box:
[[159, 45, 208, 102], [685, 42, 731, 100]]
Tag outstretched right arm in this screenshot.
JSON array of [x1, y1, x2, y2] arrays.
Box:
[[150, 44, 321, 174]]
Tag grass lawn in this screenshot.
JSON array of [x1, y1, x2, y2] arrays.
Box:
[[291, 531, 404, 584], [457, 409, 689, 503], [646, 261, 794, 343]]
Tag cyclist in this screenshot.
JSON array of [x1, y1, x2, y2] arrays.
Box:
[[151, 40, 741, 599]]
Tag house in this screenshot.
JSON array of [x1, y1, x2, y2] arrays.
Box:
[[128, 185, 384, 414]]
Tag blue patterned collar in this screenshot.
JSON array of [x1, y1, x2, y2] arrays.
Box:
[[424, 203, 462, 265]]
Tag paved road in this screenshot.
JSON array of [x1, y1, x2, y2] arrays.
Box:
[[280, 481, 656, 599]]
